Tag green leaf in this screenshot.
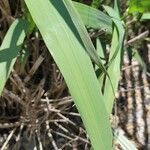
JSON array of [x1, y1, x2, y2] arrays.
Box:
[[24, 0, 113, 149], [0, 19, 27, 95], [95, 38, 106, 87], [114, 129, 138, 150], [132, 48, 147, 73], [64, 0, 115, 99], [21, 1, 113, 34], [18, 47, 29, 70], [114, 0, 120, 16], [129, 0, 150, 13], [96, 38, 105, 63], [21, 0, 35, 33], [141, 12, 150, 20], [101, 5, 137, 150], [74, 2, 112, 34], [103, 6, 125, 114]]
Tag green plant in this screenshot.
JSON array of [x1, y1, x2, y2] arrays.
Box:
[[0, 0, 140, 149], [129, 0, 150, 13], [0, 19, 27, 94]]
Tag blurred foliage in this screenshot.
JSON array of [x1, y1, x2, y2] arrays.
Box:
[[91, 0, 102, 8], [129, 0, 150, 13]]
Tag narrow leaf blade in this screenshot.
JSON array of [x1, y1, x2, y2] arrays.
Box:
[[0, 19, 27, 95]]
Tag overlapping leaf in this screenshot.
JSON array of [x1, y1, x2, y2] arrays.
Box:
[[74, 2, 112, 34], [0, 19, 27, 95], [103, 5, 125, 114]]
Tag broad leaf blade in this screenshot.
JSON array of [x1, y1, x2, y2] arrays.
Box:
[[0, 19, 27, 95], [24, 0, 112, 149]]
